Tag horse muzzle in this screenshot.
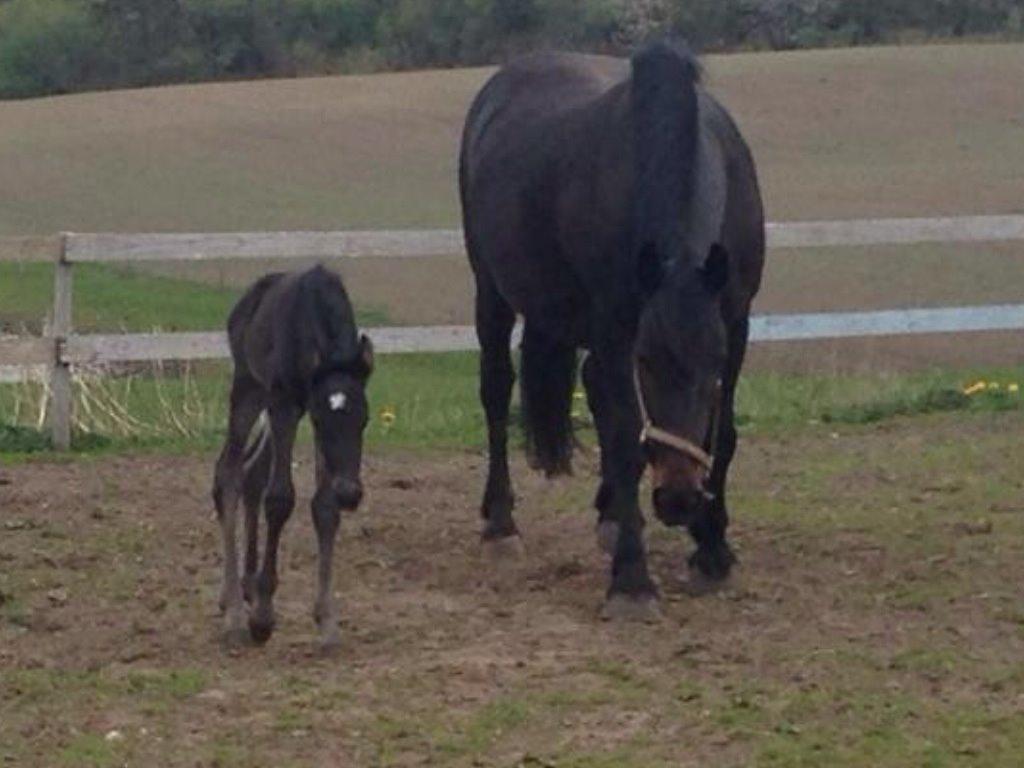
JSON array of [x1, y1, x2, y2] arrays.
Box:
[[652, 486, 714, 528]]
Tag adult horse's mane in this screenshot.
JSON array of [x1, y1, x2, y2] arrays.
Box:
[[632, 40, 704, 277]]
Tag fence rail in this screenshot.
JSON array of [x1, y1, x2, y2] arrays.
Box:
[[2, 214, 1024, 449]]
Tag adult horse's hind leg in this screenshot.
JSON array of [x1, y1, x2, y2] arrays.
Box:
[[311, 447, 342, 650], [688, 317, 748, 584], [249, 396, 301, 644], [582, 354, 619, 554], [474, 274, 520, 551], [241, 429, 271, 604], [212, 375, 265, 643]]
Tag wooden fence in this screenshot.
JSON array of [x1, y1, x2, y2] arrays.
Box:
[[2, 214, 1024, 450]]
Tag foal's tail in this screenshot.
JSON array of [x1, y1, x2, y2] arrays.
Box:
[[520, 325, 576, 478]]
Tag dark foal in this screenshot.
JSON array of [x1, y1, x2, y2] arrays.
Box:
[[212, 265, 373, 648], [460, 40, 765, 617]]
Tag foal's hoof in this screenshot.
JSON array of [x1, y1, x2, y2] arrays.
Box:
[[481, 535, 525, 561], [600, 593, 662, 623], [319, 629, 343, 655], [222, 610, 249, 647], [596, 521, 619, 556], [248, 607, 275, 645]]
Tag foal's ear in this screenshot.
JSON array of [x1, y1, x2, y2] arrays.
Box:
[[701, 243, 729, 294], [354, 334, 375, 379]]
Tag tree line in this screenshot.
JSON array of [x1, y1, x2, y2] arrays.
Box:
[[1, 0, 1021, 99]]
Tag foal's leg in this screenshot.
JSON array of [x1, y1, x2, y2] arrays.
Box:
[[474, 275, 520, 551], [212, 375, 264, 642], [587, 346, 659, 619], [241, 429, 271, 603], [688, 317, 747, 583], [311, 447, 342, 650], [249, 396, 301, 644]]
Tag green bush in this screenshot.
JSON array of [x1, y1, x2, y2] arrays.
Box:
[[1, 0, 1022, 99], [0, 0, 104, 98]]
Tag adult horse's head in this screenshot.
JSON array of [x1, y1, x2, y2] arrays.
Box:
[[634, 242, 729, 528], [308, 334, 374, 511]]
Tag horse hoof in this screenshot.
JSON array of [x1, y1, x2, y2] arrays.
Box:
[[682, 568, 731, 597], [596, 521, 619, 555], [248, 607, 275, 645], [319, 630, 342, 655], [481, 535, 525, 561], [222, 610, 249, 647], [600, 593, 662, 623], [687, 545, 737, 589]]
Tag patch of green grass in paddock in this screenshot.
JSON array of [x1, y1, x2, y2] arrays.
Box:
[[2, 667, 208, 767], [0, 262, 390, 334], [1, 356, 1022, 460], [359, 668, 1024, 767]]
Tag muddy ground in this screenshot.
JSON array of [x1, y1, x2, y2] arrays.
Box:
[[2, 412, 1024, 766]]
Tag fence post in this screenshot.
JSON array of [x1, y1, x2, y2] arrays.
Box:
[[49, 234, 72, 451]]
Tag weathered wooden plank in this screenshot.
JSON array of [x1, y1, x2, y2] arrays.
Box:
[[749, 304, 1024, 342], [62, 326, 492, 363], [56, 304, 1024, 366], [61, 216, 1024, 263], [0, 365, 46, 384], [766, 215, 1024, 249], [0, 235, 63, 263], [0, 337, 53, 366], [63, 332, 230, 365], [66, 230, 466, 263]]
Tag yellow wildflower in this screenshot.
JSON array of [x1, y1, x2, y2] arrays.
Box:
[[379, 406, 396, 428], [1009, 383, 1020, 394], [962, 381, 986, 396]]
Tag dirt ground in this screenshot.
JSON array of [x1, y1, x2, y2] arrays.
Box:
[[2, 411, 1024, 766]]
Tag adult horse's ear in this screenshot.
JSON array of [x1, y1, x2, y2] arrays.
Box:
[[356, 334, 375, 379], [637, 241, 666, 296], [701, 243, 729, 294]]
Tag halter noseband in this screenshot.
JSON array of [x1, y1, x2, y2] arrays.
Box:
[[633, 364, 721, 475]]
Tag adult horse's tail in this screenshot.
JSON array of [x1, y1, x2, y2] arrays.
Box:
[[631, 40, 701, 267], [520, 325, 576, 478]]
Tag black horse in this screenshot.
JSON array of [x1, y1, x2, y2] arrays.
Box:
[[212, 265, 373, 647], [459, 40, 765, 617]]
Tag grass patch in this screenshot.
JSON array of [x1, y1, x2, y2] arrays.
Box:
[[436, 697, 533, 757], [0, 262, 390, 334], [58, 733, 123, 768], [2, 360, 1022, 460]]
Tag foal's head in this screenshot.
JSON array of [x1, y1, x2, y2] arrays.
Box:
[[634, 243, 729, 528], [309, 335, 375, 510]]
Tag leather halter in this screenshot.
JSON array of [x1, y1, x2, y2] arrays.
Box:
[[633, 365, 721, 475]]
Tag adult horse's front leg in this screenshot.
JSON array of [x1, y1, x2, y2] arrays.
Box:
[[688, 318, 748, 585], [212, 375, 264, 644], [474, 277, 521, 554], [587, 349, 659, 620], [249, 396, 300, 644]]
